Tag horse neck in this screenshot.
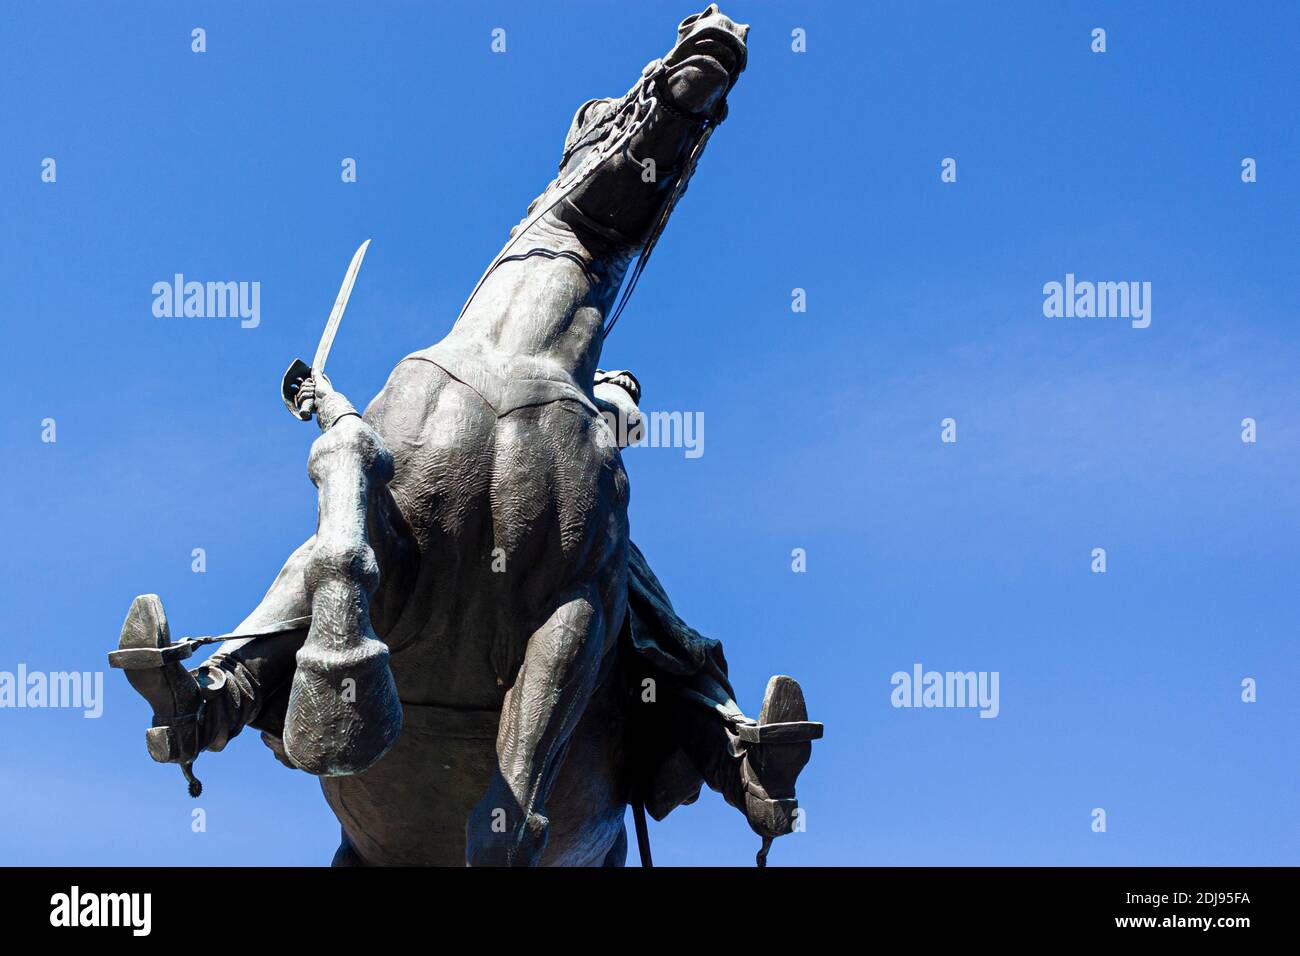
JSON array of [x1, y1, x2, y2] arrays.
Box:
[[446, 212, 631, 382]]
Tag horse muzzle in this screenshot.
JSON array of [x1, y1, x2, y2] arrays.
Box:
[[668, 4, 749, 79]]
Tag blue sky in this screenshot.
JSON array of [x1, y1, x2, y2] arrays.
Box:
[[1, 1, 1296, 866]]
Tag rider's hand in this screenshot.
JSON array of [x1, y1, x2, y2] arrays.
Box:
[[295, 370, 335, 416]]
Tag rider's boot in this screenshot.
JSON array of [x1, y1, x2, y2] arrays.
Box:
[[736, 675, 821, 842], [662, 674, 821, 846], [111, 594, 263, 794]]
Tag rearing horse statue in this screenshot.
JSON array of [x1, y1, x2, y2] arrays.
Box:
[[112, 5, 821, 866]]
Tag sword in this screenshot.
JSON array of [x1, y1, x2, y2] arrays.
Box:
[[280, 239, 372, 420]]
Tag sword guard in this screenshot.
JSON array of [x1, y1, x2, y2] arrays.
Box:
[[281, 358, 314, 421]]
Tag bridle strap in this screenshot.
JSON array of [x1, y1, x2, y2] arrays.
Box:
[[454, 65, 720, 346], [453, 74, 660, 323]]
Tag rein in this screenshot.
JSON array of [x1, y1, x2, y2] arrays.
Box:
[[601, 116, 715, 340]]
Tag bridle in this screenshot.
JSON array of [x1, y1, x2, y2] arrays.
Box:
[[452, 59, 726, 343]]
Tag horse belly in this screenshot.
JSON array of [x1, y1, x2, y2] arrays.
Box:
[[320, 666, 628, 866], [321, 703, 498, 866]]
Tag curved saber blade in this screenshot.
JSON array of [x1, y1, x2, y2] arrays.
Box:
[[312, 238, 371, 374]]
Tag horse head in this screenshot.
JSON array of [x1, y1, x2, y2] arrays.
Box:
[[557, 5, 749, 182], [493, 5, 750, 341]]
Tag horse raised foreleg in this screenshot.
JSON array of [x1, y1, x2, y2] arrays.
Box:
[[280, 384, 404, 775], [466, 585, 607, 866], [116, 377, 416, 784]]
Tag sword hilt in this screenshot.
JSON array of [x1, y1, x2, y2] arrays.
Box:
[[281, 358, 315, 421]]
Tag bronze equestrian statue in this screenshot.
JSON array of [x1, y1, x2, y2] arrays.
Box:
[[111, 5, 821, 867]]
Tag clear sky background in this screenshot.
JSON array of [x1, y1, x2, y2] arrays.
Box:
[[1, 1, 1296, 866]]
